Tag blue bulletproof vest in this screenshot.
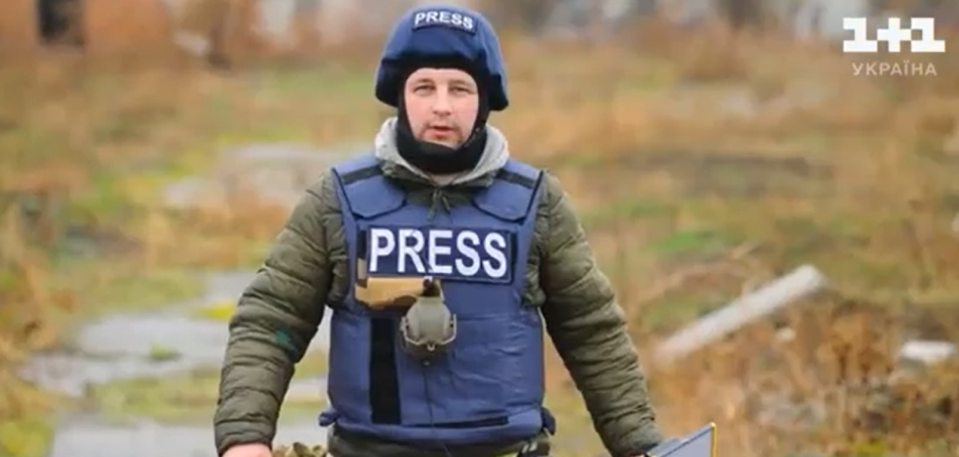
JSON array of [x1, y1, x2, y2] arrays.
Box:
[[318, 153, 553, 447]]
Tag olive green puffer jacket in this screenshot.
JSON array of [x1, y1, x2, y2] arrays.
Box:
[[213, 120, 662, 457]]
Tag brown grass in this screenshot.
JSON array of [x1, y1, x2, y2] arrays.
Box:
[[1, 12, 958, 457]]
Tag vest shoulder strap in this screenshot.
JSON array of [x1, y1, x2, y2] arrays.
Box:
[[332, 153, 405, 219], [334, 154, 542, 221], [473, 159, 544, 222]]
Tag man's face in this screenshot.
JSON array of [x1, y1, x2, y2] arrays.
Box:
[[403, 67, 479, 149]]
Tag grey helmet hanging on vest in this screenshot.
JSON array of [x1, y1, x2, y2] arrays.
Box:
[[400, 277, 457, 364]]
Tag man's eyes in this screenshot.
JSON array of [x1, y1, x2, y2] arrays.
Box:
[[412, 84, 474, 93]]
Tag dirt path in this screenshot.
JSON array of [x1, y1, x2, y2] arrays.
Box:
[[18, 142, 356, 457], [21, 270, 331, 457]]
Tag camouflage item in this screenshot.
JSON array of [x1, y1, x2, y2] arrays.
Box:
[[272, 443, 328, 457], [214, 119, 662, 457], [325, 425, 551, 457]]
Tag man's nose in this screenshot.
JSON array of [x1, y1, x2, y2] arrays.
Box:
[[431, 88, 453, 114]]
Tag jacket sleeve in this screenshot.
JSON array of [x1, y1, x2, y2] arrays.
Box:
[[537, 172, 663, 457], [213, 172, 342, 456]]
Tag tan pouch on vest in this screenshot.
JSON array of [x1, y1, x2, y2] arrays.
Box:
[[353, 258, 424, 309]]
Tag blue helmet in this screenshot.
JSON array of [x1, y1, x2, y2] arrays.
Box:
[[374, 4, 509, 111]]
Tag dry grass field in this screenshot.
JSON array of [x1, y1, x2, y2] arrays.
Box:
[[1, 9, 958, 457]]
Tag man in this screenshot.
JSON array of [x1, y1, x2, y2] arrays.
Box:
[[214, 4, 663, 457]]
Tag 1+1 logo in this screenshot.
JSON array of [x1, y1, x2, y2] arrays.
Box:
[[842, 17, 947, 77]]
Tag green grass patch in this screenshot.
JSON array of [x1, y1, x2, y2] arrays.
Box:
[[193, 299, 236, 322], [543, 385, 605, 457], [643, 288, 736, 333], [582, 198, 676, 230], [147, 344, 181, 362], [92, 369, 223, 425], [73, 266, 204, 316], [90, 351, 329, 425], [30, 260, 207, 346], [0, 413, 54, 457], [648, 228, 730, 258], [249, 64, 370, 101]]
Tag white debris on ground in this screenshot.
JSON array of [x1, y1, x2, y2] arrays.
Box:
[[898, 339, 958, 367], [653, 264, 829, 365], [650, 258, 958, 440]]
